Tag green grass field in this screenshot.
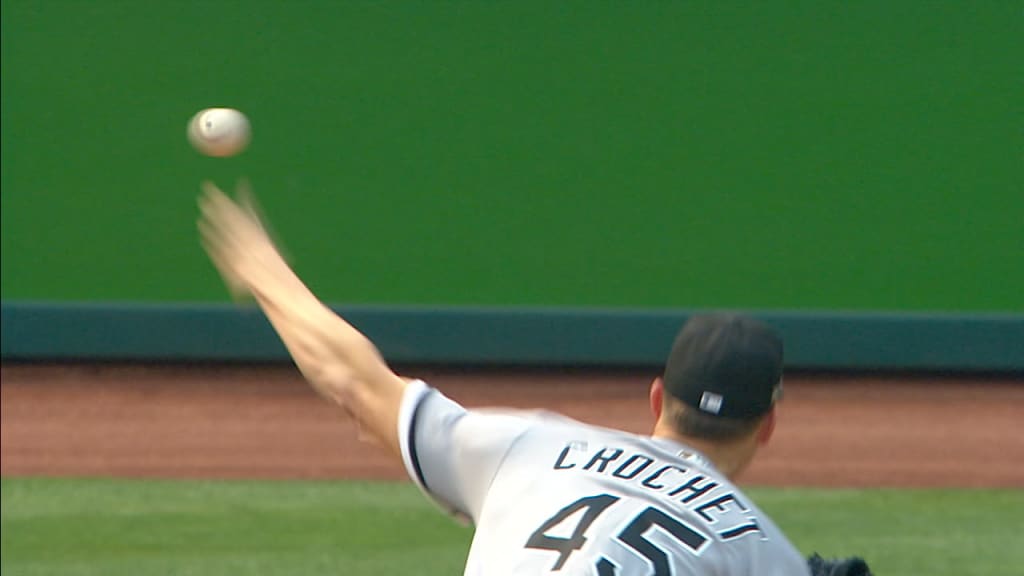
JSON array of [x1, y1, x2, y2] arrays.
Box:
[[2, 478, 1021, 575]]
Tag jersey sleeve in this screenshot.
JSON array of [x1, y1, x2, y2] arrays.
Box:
[[397, 380, 533, 522]]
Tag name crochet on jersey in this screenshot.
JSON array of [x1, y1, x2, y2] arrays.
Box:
[[552, 442, 765, 541]]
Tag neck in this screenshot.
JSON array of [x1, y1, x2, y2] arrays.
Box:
[[652, 423, 758, 480]]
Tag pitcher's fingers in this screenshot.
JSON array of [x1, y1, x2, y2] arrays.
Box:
[[198, 218, 237, 268], [200, 180, 254, 229], [199, 187, 246, 232], [199, 193, 269, 257], [233, 180, 294, 264], [201, 180, 229, 203], [234, 178, 264, 226], [197, 216, 240, 264], [199, 223, 251, 301]]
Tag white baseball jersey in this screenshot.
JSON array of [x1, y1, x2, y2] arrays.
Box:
[[398, 380, 809, 576]]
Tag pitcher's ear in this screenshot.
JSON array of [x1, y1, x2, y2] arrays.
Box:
[[650, 377, 665, 420], [757, 408, 777, 444]]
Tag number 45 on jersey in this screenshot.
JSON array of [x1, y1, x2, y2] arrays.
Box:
[[526, 494, 709, 575]]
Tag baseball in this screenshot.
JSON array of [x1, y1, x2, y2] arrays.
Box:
[[187, 108, 251, 157]]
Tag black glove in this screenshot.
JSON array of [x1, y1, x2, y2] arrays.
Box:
[[807, 553, 873, 576]]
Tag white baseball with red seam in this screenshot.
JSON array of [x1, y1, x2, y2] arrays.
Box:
[[188, 108, 251, 157]]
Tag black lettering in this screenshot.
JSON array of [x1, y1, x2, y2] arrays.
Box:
[[618, 506, 709, 572], [641, 465, 687, 490], [583, 448, 623, 473], [695, 493, 748, 522], [553, 445, 576, 470], [668, 475, 719, 503], [526, 494, 620, 570], [719, 519, 763, 540], [612, 454, 654, 480]]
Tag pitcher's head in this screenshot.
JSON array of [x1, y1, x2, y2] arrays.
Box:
[[657, 313, 783, 442]]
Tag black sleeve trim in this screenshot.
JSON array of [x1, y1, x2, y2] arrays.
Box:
[[407, 392, 429, 492]]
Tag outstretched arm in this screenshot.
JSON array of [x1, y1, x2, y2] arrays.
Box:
[[198, 182, 408, 458]]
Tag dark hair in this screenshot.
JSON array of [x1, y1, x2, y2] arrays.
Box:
[[663, 395, 765, 442]]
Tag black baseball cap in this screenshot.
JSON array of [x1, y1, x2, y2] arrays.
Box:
[[662, 313, 784, 419]]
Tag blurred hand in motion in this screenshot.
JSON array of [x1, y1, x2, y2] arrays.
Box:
[[197, 181, 407, 456]]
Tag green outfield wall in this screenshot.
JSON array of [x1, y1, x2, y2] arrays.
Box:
[[2, 2, 1021, 369]]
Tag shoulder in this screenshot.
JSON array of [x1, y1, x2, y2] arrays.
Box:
[[399, 381, 610, 520]]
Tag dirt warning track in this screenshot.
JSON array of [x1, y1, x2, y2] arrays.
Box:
[[2, 364, 1022, 488]]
